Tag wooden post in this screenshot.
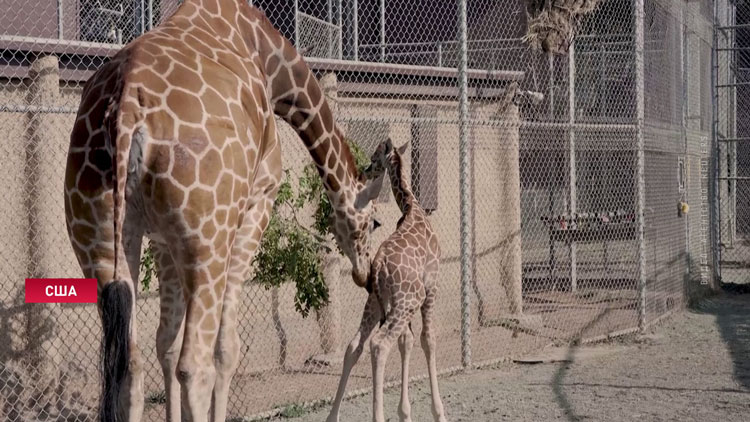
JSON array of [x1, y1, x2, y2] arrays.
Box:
[[24, 54, 63, 386], [500, 102, 524, 315], [315, 72, 342, 356]]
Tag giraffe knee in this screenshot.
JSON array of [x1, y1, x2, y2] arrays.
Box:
[[399, 331, 413, 352], [370, 335, 384, 356], [215, 343, 241, 374], [176, 359, 216, 389], [370, 334, 393, 362], [156, 332, 182, 372], [157, 345, 180, 373], [420, 330, 435, 350]]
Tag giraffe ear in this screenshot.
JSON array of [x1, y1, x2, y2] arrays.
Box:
[[354, 171, 385, 210], [384, 138, 393, 153], [396, 142, 408, 156]]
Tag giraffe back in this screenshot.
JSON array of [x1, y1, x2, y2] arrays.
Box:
[[66, 2, 281, 254]]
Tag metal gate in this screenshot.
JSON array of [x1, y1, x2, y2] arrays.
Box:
[[714, 0, 750, 285]]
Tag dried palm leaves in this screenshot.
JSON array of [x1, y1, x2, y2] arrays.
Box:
[[523, 0, 603, 55]]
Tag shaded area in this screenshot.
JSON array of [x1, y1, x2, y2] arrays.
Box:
[[692, 288, 750, 391]]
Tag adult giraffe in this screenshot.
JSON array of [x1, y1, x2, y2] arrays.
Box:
[[63, 1, 385, 421]]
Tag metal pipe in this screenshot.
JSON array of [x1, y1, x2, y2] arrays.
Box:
[[337, 0, 343, 59], [294, 0, 300, 47], [141, 0, 146, 35], [380, 0, 386, 62], [717, 23, 750, 30], [0, 105, 77, 113], [57, 0, 63, 39], [327, 0, 334, 58], [730, 1, 738, 249], [568, 41, 577, 293], [457, 0, 471, 369], [548, 53, 555, 119], [351, 0, 358, 60], [634, 0, 647, 331], [716, 81, 750, 87], [710, 0, 723, 284], [337, 115, 635, 130], [148, 0, 153, 30], [680, 1, 689, 258], [548, 52, 556, 286], [437, 42, 443, 67], [599, 43, 605, 119]]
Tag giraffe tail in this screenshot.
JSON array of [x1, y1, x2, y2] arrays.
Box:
[[99, 281, 132, 422], [99, 88, 142, 422]]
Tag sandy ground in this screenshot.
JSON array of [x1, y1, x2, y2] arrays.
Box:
[[278, 292, 750, 422]]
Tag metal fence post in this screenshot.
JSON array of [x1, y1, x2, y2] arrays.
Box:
[[568, 41, 577, 293], [380, 0, 386, 62], [353, 0, 359, 60], [457, 0, 471, 368], [140, 0, 146, 36], [57, 0, 63, 39], [294, 0, 300, 47], [634, 0, 647, 331], [337, 0, 343, 58], [710, 0, 723, 284]]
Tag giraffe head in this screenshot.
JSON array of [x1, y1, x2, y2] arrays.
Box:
[[363, 138, 408, 179], [329, 169, 385, 288]]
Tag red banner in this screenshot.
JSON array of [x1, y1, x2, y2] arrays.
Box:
[[25, 278, 97, 303]]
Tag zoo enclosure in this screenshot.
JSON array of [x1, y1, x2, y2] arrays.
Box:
[[0, 0, 727, 420]]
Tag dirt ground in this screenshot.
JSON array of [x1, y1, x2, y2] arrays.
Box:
[[278, 292, 750, 422]]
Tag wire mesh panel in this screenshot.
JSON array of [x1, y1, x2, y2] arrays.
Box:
[[0, 0, 720, 421], [715, 0, 750, 286]]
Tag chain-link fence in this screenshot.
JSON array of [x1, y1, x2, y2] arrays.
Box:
[[0, 0, 723, 420], [715, 0, 750, 287]]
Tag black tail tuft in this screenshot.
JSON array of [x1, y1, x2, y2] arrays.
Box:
[[99, 280, 132, 422]]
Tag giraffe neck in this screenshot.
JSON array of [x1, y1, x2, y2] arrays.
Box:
[[388, 153, 415, 214], [177, 0, 360, 196], [248, 4, 359, 196]]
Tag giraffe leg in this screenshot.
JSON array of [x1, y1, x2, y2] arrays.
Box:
[[211, 197, 275, 422], [397, 324, 415, 422], [421, 288, 447, 422], [210, 116, 281, 422], [370, 306, 418, 422], [153, 242, 186, 422], [326, 294, 381, 422], [66, 202, 145, 422], [170, 236, 232, 422]]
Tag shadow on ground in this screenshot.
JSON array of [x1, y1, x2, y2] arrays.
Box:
[[689, 284, 750, 391]]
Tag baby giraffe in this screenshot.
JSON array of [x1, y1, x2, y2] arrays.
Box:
[[327, 138, 447, 422]]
